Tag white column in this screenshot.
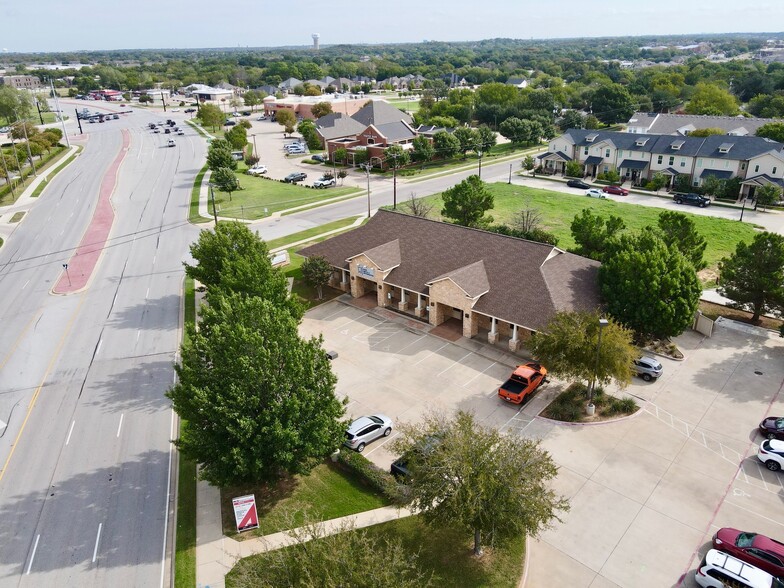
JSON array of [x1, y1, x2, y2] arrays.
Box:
[[490, 317, 497, 335], [511, 324, 518, 342], [400, 289, 407, 304], [416, 294, 422, 310], [341, 269, 348, 286]]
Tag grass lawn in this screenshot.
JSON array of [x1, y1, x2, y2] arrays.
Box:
[[415, 182, 759, 270], [9, 211, 25, 223], [174, 277, 197, 588], [398, 143, 539, 180], [0, 145, 68, 205], [220, 462, 390, 539], [189, 164, 212, 223], [213, 173, 359, 220], [542, 383, 638, 423], [31, 145, 82, 198], [266, 217, 360, 251], [226, 516, 526, 588]]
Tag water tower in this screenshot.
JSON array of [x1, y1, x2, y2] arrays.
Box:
[[312, 33, 320, 51]]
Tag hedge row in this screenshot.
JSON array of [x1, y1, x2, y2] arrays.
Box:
[[334, 449, 410, 505]]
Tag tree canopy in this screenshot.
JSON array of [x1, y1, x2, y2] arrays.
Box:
[[569, 209, 626, 261], [656, 210, 707, 270], [600, 229, 701, 338], [206, 138, 237, 172], [440, 175, 494, 228], [198, 103, 223, 130], [392, 411, 568, 556], [719, 232, 784, 322], [167, 294, 345, 486], [685, 82, 739, 116]]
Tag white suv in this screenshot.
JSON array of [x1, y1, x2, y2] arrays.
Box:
[[695, 549, 782, 588], [758, 439, 784, 472], [246, 165, 268, 176]]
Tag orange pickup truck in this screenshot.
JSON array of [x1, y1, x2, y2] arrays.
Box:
[[498, 362, 548, 404]]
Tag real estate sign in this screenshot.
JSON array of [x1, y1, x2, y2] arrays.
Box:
[[232, 494, 259, 533]]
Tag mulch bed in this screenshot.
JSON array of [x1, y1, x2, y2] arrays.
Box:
[[699, 300, 783, 332]]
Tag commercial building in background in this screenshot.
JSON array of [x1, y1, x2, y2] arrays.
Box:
[[1, 75, 42, 90], [299, 210, 601, 351]]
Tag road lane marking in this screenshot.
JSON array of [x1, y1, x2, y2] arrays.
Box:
[[26, 534, 40, 574], [116, 413, 124, 438], [65, 420, 75, 446], [92, 523, 102, 563], [159, 408, 175, 588], [146, 287, 149, 299], [136, 329, 141, 342], [0, 294, 86, 485], [22, 279, 29, 290]]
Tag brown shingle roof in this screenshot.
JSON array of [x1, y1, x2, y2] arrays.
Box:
[[299, 210, 601, 331], [428, 260, 489, 299], [350, 239, 401, 271]]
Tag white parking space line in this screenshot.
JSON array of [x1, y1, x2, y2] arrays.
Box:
[[724, 498, 784, 528], [332, 314, 370, 333], [321, 306, 352, 321], [437, 351, 474, 377], [92, 523, 102, 563], [65, 420, 75, 446], [22, 279, 29, 290], [368, 327, 407, 348], [463, 361, 497, 388], [116, 413, 124, 438], [391, 333, 428, 355], [364, 431, 399, 456], [413, 342, 449, 366], [26, 534, 40, 574]]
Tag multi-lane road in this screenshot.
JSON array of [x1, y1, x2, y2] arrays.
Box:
[[0, 105, 203, 587]]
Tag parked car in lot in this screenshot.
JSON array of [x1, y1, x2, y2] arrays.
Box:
[[224, 120, 237, 126], [171, 108, 180, 112], [256, 115, 267, 121], [283, 172, 307, 183], [286, 145, 306, 154], [313, 176, 336, 188], [246, 165, 268, 176], [758, 439, 784, 472], [695, 549, 782, 588], [585, 188, 606, 198], [344, 415, 393, 452], [602, 185, 629, 196], [632, 356, 663, 382], [674, 192, 711, 207], [759, 417, 784, 440], [498, 362, 548, 404], [0, 126, 9, 133], [311, 153, 327, 162], [566, 179, 590, 189], [391, 435, 442, 479], [713, 528, 784, 579]]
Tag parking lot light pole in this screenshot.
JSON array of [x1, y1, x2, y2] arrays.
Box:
[[251, 134, 258, 157], [587, 318, 609, 415]]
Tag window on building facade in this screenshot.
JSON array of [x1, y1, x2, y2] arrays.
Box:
[[741, 163, 746, 170], [584, 147, 588, 155], [697, 159, 702, 167], [618, 150, 623, 157], [755, 164, 760, 172], [605, 149, 610, 158], [774, 167, 778, 175], [681, 160, 686, 167], [669, 156, 675, 166], [657, 155, 663, 165]]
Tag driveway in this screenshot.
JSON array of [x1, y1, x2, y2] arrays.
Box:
[[301, 299, 784, 588]]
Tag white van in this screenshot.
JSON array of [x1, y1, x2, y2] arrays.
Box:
[[167, 139, 176, 147], [695, 549, 784, 588]]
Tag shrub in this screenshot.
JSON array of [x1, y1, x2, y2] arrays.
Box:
[[335, 449, 409, 505], [245, 155, 259, 167]]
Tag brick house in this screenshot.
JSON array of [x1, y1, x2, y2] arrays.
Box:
[[298, 210, 601, 351]]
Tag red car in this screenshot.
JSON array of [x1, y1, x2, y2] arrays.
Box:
[[602, 185, 629, 196], [712, 528, 784, 577]]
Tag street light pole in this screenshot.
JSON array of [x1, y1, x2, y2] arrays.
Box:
[[587, 318, 609, 415], [208, 183, 218, 225], [252, 134, 258, 157], [508, 163, 512, 184], [477, 150, 483, 179], [739, 195, 747, 222]]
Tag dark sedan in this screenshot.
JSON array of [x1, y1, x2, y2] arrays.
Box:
[[712, 528, 784, 578], [284, 172, 307, 183], [566, 179, 590, 189], [760, 416, 784, 440], [602, 185, 629, 196]]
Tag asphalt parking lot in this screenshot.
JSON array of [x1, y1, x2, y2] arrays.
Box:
[[301, 299, 784, 588]]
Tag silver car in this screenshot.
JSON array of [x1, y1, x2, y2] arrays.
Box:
[[633, 356, 663, 382], [344, 415, 393, 452]]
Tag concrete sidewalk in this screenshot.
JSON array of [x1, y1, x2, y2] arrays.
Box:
[[195, 477, 413, 588]]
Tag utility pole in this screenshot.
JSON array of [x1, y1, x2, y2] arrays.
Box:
[[18, 114, 37, 176], [477, 150, 483, 179], [361, 162, 372, 218], [74, 108, 84, 134], [508, 163, 512, 184], [161, 94, 167, 113], [208, 183, 218, 225], [0, 149, 15, 198], [391, 151, 398, 209], [51, 78, 70, 146], [34, 98, 44, 125]]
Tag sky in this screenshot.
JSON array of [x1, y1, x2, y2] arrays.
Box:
[[2, 0, 784, 53]]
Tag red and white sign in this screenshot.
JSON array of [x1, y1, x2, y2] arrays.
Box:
[[232, 494, 259, 533]]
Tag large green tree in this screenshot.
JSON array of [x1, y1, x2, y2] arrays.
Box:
[[591, 84, 635, 124], [185, 221, 301, 317], [276, 109, 297, 135], [310, 101, 333, 119], [755, 122, 784, 144], [569, 209, 626, 261], [685, 82, 739, 116], [719, 232, 784, 322], [383, 144, 410, 169], [0, 86, 33, 122], [167, 294, 345, 486], [656, 210, 707, 270], [452, 127, 477, 158], [301, 255, 333, 300], [600, 229, 701, 337], [432, 130, 460, 159], [528, 311, 636, 389], [212, 167, 241, 201], [441, 175, 494, 228], [206, 138, 237, 172], [410, 136, 435, 163], [224, 125, 248, 150], [198, 103, 224, 130], [393, 411, 568, 556]]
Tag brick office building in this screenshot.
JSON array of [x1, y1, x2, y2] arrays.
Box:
[[299, 210, 601, 351]]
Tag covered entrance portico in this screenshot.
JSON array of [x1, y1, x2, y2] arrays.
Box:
[[619, 159, 649, 186], [537, 151, 571, 175], [741, 174, 784, 200]]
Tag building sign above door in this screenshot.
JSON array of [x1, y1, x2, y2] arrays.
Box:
[[357, 264, 375, 278]]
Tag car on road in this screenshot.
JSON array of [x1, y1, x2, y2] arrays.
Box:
[[152, 127, 160, 133], [0, 126, 9, 133], [231, 112, 242, 117], [171, 108, 180, 112], [112, 114, 119, 119], [167, 139, 176, 147], [164, 128, 171, 134], [674, 192, 711, 207], [177, 129, 184, 135], [256, 115, 267, 121], [344, 415, 393, 452], [585, 188, 606, 198], [224, 120, 237, 126], [566, 179, 590, 189], [758, 439, 784, 472], [246, 165, 268, 176], [712, 528, 784, 578], [759, 417, 784, 440], [184, 108, 196, 113], [602, 185, 629, 196], [632, 356, 663, 382], [283, 172, 307, 183], [695, 549, 781, 588], [313, 176, 336, 188]]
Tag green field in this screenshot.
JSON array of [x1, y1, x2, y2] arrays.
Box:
[[416, 183, 758, 270]]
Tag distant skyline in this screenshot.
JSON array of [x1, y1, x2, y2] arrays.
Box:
[[2, 0, 784, 53]]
